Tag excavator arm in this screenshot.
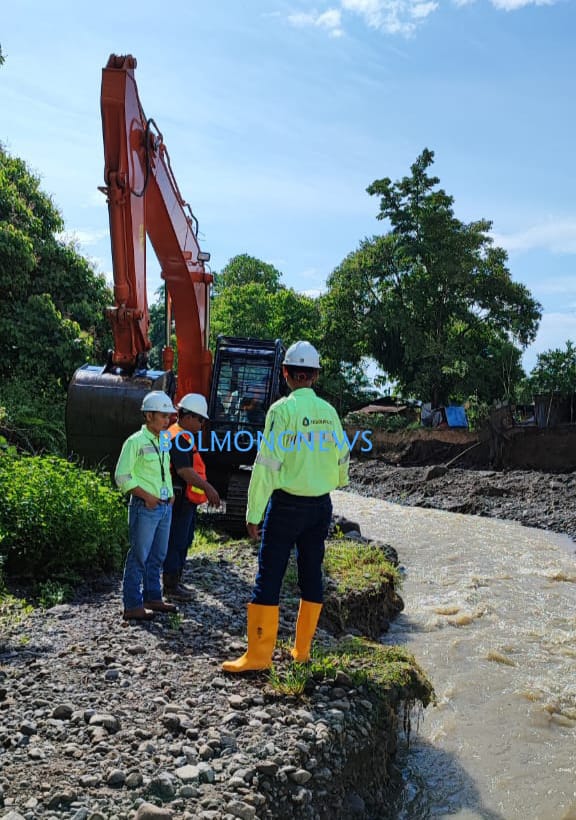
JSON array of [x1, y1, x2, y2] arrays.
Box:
[[100, 53, 213, 397], [67, 54, 286, 527], [66, 54, 213, 465]]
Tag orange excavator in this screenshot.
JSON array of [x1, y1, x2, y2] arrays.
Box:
[[66, 54, 284, 527]]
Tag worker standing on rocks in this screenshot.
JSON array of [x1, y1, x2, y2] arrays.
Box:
[[115, 391, 178, 621], [222, 341, 350, 673], [163, 393, 221, 601]]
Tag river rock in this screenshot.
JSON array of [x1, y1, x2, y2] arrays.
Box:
[[0, 510, 433, 820], [134, 805, 173, 820]]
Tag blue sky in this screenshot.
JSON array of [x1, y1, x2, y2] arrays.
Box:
[[1, 0, 575, 374]]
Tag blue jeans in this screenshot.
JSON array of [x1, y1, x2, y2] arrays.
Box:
[[164, 497, 197, 574], [123, 498, 172, 609], [252, 490, 333, 606]]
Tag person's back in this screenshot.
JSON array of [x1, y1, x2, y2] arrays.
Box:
[[223, 341, 349, 674], [246, 387, 347, 523]]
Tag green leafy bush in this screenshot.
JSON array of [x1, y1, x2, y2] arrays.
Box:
[[36, 579, 74, 608], [0, 379, 66, 455], [463, 393, 490, 431], [0, 453, 128, 578]]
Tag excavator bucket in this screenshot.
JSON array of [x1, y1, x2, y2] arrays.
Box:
[[66, 364, 176, 469]]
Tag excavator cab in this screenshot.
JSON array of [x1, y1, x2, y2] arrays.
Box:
[[204, 336, 286, 530]]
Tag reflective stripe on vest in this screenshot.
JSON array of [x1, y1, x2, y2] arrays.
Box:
[[168, 423, 208, 505]]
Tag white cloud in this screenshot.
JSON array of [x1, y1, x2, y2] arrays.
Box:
[[454, 0, 559, 8], [287, 8, 344, 37], [56, 228, 108, 247], [492, 218, 576, 255], [411, 1, 439, 17], [341, 0, 436, 35], [286, 0, 557, 41], [287, 1, 438, 38], [490, 0, 556, 9]]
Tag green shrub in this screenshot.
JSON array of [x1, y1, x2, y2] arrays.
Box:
[[0, 379, 67, 455], [464, 394, 490, 431], [0, 453, 128, 578], [36, 579, 74, 608]]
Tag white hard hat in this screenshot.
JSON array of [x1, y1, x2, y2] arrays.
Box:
[[141, 391, 177, 413], [177, 393, 209, 419], [283, 341, 321, 369]]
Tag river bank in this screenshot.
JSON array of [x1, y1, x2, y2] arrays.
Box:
[[349, 459, 576, 547], [2, 458, 574, 820], [0, 537, 431, 820]]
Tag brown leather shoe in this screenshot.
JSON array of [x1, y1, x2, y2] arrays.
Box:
[[123, 607, 155, 621], [143, 599, 178, 613]]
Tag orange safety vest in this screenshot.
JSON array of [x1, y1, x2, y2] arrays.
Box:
[[168, 423, 208, 505]]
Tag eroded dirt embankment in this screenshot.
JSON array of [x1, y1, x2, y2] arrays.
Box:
[[349, 458, 576, 545]]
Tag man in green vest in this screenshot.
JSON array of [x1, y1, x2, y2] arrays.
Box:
[[115, 390, 178, 621], [222, 341, 350, 673]]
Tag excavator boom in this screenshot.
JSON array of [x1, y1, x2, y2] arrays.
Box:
[[100, 53, 212, 397], [66, 55, 286, 532], [67, 54, 213, 465]]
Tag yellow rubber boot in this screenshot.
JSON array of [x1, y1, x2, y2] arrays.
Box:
[[291, 600, 323, 662], [222, 603, 279, 673]]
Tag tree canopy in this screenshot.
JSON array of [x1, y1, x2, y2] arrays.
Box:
[[0, 146, 114, 453], [210, 254, 320, 347], [526, 341, 576, 397], [212, 253, 283, 295], [323, 149, 542, 406], [0, 146, 112, 389]]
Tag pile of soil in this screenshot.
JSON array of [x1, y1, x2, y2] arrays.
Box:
[[349, 459, 576, 547]]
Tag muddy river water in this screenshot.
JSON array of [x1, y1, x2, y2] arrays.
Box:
[[331, 490, 576, 820]]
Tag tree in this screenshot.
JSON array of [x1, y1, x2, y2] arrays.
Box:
[[526, 341, 576, 397], [0, 146, 112, 389], [323, 149, 542, 406], [212, 253, 283, 296], [210, 254, 321, 348], [0, 146, 114, 454]]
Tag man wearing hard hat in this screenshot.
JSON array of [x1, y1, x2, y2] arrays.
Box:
[[222, 341, 350, 673], [163, 393, 221, 601], [115, 390, 179, 621]]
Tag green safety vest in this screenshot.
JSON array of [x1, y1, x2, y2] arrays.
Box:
[[246, 388, 349, 524], [115, 425, 173, 499]]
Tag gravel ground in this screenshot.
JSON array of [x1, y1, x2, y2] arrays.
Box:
[[0, 539, 419, 820], [4, 457, 571, 820], [349, 459, 576, 546]]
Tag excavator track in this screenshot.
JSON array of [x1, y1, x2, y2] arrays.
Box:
[[224, 471, 252, 536]]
